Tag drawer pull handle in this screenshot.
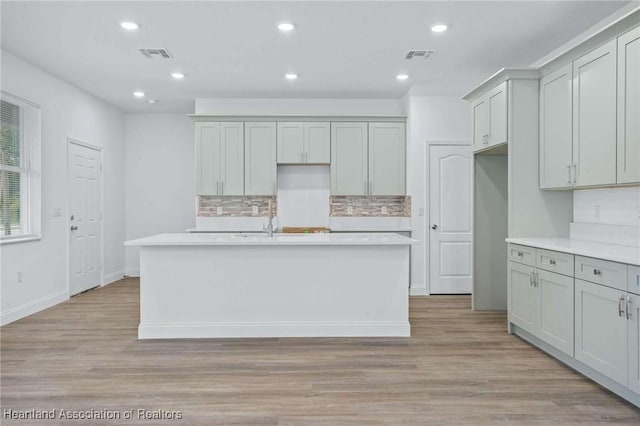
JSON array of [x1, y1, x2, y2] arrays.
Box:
[[593, 269, 601, 276], [549, 259, 556, 266], [619, 296, 626, 317], [627, 297, 632, 320]]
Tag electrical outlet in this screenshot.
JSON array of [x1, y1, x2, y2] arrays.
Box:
[[216, 206, 223, 215], [594, 205, 601, 221], [381, 206, 388, 215], [52, 207, 62, 218], [418, 208, 425, 217], [347, 206, 353, 215], [252, 206, 259, 215], [17, 271, 22, 283]]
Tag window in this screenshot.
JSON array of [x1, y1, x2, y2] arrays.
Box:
[[0, 93, 41, 242]]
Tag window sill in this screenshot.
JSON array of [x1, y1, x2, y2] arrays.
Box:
[[0, 234, 41, 245]]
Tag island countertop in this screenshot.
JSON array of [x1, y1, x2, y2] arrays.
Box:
[[125, 232, 416, 247]]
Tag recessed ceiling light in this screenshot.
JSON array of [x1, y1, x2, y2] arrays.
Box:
[[133, 91, 145, 98], [431, 24, 448, 33], [396, 74, 409, 81], [278, 22, 295, 32], [120, 21, 139, 31], [148, 99, 158, 104], [285, 73, 298, 80], [171, 72, 185, 80]]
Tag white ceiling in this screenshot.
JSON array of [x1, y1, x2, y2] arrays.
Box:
[[1, 1, 632, 113]]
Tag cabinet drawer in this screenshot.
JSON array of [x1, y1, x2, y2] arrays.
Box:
[[535, 249, 574, 277], [629, 266, 640, 296], [508, 244, 536, 266], [575, 255, 627, 291]]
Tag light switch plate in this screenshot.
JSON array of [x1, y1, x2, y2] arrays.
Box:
[[53, 207, 62, 218]]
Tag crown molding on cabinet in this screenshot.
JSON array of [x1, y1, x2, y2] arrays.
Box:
[[462, 68, 540, 102], [188, 115, 407, 123]]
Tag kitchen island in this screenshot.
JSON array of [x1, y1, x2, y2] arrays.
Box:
[[125, 233, 414, 339]]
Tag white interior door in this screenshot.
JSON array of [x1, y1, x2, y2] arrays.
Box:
[[68, 141, 102, 296], [429, 145, 473, 294]]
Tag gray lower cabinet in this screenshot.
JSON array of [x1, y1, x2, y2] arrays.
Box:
[[507, 260, 574, 356], [508, 243, 639, 406], [575, 278, 628, 386]]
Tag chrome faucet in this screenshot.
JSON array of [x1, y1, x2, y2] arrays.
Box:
[[263, 199, 274, 237]]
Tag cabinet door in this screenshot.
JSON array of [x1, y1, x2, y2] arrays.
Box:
[[195, 122, 220, 195], [573, 40, 617, 187], [508, 261, 538, 335], [628, 292, 640, 394], [617, 26, 640, 184], [575, 279, 628, 386], [277, 122, 304, 164], [471, 97, 488, 151], [219, 122, 244, 196], [304, 122, 330, 164], [244, 122, 276, 195], [487, 81, 508, 147], [540, 64, 574, 189], [331, 122, 368, 195], [368, 123, 406, 195], [537, 269, 574, 356]]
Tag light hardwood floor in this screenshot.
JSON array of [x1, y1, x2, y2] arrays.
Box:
[[1, 278, 639, 425]]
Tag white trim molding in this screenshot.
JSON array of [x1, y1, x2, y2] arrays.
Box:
[[1, 290, 68, 326]]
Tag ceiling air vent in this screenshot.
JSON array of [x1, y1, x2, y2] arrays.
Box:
[[139, 48, 173, 59], [405, 50, 436, 60]]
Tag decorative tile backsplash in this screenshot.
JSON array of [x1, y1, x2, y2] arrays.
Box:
[[198, 196, 277, 217], [330, 196, 411, 217], [198, 195, 411, 218]]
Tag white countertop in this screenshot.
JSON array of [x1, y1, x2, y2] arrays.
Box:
[[126, 232, 416, 247], [506, 237, 640, 266]]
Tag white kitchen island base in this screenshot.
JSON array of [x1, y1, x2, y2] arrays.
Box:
[[126, 233, 412, 339]]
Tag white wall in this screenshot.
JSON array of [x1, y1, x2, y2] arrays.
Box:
[[277, 166, 330, 228], [404, 93, 471, 295], [195, 98, 405, 116], [124, 113, 195, 275], [574, 187, 640, 227], [0, 50, 126, 324]]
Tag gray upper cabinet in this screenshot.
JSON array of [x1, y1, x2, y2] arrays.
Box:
[[276, 122, 304, 163], [368, 123, 406, 195], [304, 122, 331, 164], [331, 122, 368, 195], [540, 63, 573, 189], [245, 122, 276, 195], [196, 122, 220, 195], [331, 122, 406, 196], [617, 26, 640, 184], [471, 81, 508, 152], [487, 82, 508, 147], [277, 122, 330, 164], [573, 39, 617, 187], [195, 121, 244, 196], [472, 97, 488, 151]]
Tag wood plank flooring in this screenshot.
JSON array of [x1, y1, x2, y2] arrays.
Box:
[[1, 278, 639, 425]]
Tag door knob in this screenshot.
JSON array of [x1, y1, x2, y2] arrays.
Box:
[[70, 225, 78, 231], [432, 224, 438, 230]]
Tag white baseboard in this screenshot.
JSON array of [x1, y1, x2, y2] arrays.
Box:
[[125, 268, 140, 277], [139, 321, 411, 339], [103, 270, 126, 286], [410, 285, 428, 296], [1, 290, 68, 326]]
